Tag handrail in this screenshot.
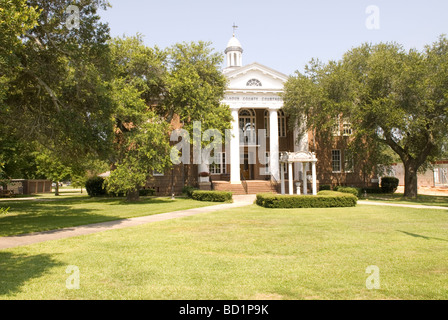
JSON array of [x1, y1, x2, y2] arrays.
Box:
[[269, 175, 280, 193], [240, 172, 248, 194], [209, 175, 214, 190]]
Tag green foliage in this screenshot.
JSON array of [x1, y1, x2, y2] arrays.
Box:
[[283, 35, 448, 198], [139, 189, 155, 196], [0, 207, 10, 215], [85, 177, 107, 197], [333, 186, 361, 198], [191, 190, 233, 202], [1, 0, 114, 166], [319, 185, 331, 191], [381, 176, 399, 194], [34, 150, 71, 183], [0, 0, 39, 103], [182, 185, 198, 198], [163, 41, 232, 137], [105, 36, 173, 200], [256, 191, 357, 208]]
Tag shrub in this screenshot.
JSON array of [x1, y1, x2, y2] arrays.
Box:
[[139, 188, 155, 196], [182, 186, 198, 198], [85, 177, 107, 197], [191, 190, 233, 202], [381, 176, 399, 193], [335, 186, 361, 198], [319, 184, 331, 191], [256, 191, 357, 208]]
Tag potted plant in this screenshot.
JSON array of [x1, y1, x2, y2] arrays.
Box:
[[198, 171, 210, 183]]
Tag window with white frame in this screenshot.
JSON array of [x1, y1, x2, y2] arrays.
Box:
[[332, 150, 341, 172], [332, 115, 341, 136], [246, 78, 262, 87], [343, 118, 353, 136], [264, 109, 287, 137], [278, 109, 287, 137], [344, 150, 354, 173], [210, 152, 226, 174], [239, 109, 256, 144], [262, 152, 270, 175]]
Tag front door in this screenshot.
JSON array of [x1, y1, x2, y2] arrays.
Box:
[[240, 153, 254, 180]]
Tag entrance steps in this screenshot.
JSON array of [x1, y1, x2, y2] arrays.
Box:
[[212, 180, 278, 195]]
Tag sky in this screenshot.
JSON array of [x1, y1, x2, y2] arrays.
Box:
[[99, 0, 448, 76]]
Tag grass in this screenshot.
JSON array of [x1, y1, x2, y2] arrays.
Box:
[[0, 196, 218, 237], [0, 203, 447, 300], [361, 193, 448, 207]]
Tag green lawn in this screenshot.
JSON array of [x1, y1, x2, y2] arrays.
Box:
[[361, 193, 448, 207], [0, 196, 217, 237], [1, 203, 447, 300]]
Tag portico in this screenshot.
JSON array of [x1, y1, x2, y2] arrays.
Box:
[[210, 31, 316, 195]]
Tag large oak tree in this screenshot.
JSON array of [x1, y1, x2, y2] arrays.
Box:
[[284, 36, 448, 198]]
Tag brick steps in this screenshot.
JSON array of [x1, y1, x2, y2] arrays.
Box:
[[212, 180, 278, 195]]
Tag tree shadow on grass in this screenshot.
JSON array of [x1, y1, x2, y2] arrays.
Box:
[[0, 201, 124, 237], [397, 230, 448, 242], [0, 251, 63, 296], [107, 197, 179, 206]]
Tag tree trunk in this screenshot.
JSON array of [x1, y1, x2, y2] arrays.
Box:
[[403, 162, 418, 198], [55, 182, 59, 196], [126, 189, 140, 202]]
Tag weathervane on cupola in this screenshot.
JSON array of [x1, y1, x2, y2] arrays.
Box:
[[225, 23, 243, 69]]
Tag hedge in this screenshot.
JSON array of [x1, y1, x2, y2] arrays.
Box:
[[139, 188, 155, 196], [85, 177, 107, 197], [182, 186, 198, 198], [256, 191, 357, 208], [333, 186, 361, 198], [191, 190, 233, 202], [381, 176, 399, 193]]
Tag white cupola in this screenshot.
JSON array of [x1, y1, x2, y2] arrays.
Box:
[[224, 32, 243, 69]]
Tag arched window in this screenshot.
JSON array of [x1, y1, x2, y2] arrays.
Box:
[[239, 109, 256, 144], [264, 109, 287, 137], [246, 78, 262, 87]]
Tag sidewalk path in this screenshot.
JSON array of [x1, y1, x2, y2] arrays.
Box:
[[0, 195, 256, 250], [358, 200, 448, 210]]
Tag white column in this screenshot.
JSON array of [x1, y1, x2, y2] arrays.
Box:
[[280, 162, 285, 194], [288, 162, 293, 195], [302, 162, 308, 195], [230, 108, 240, 184], [269, 109, 280, 182], [312, 162, 317, 195]]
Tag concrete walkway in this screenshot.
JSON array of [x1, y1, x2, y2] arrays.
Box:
[[0, 195, 256, 250]]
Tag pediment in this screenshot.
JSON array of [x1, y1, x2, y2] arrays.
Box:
[[224, 62, 289, 91]]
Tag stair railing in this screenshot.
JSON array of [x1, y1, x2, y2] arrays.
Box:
[[240, 172, 248, 194]]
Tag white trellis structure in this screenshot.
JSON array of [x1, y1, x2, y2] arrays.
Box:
[[279, 151, 318, 195]]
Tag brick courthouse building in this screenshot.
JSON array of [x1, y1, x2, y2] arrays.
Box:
[[144, 33, 379, 195]]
